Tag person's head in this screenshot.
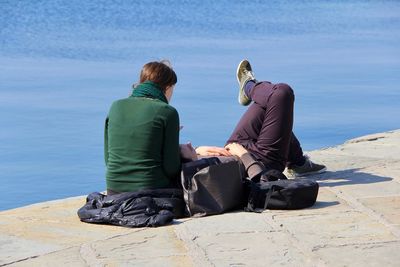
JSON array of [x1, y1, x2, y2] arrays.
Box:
[[139, 60, 177, 101]]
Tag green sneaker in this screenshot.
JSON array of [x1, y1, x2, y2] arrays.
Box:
[[287, 155, 327, 178], [236, 59, 256, 106]]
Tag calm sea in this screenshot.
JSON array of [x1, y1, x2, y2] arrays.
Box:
[[1, 1, 399, 210]]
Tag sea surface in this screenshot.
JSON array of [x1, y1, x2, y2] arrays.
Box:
[[1, 0, 399, 210]]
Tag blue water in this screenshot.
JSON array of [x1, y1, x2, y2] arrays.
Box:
[[1, 1, 399, 210]]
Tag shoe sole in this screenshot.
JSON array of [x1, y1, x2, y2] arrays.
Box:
[[236, 59, 249, 83], [236, 59, 251, 105], [289, 166, 327, 178]]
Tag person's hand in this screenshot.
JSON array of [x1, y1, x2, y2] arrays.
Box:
[[225, 143, 248, 157], [195, 146, 232, 157], [180, 143, 198, 161]]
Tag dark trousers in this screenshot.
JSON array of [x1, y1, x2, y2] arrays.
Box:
[[226, 82, 304, 172]]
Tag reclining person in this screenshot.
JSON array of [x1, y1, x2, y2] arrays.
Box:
[[196, 60, 326, 180]]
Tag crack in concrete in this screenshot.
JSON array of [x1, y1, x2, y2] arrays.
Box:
[[79, 243, 104, 267], [174, 225, 214, 267], [326, 187, 400, 238], [0, 255, 40, 267], [213, 230, 281, 236], [266, 213, 330, 267], [346, 136, 386, 144], [108, 240, 149, 252], [104, 229, 146, 241], [0, 245, 77, 267], [312, 240, 400, 252]]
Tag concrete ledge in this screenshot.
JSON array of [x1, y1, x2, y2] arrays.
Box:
[[1, 130, 400, 266]]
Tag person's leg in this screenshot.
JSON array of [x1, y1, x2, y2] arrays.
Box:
[[227, 82, 295, 172], [245, 81, 306, 168], [233, 59, 326, 175], [286, 133, 306, 167], [226, 81, 274, 146], [286, 131, 327, 176]]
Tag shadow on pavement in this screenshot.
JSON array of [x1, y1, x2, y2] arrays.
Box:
[[310, 200, 340, 209], [304, 169, 392, 187]]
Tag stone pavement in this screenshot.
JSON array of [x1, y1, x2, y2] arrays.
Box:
[[1, 130, 399, 266]]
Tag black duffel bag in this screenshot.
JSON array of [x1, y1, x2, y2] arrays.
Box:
[[181, 156, 244, 217], [244, 178, 319, 212]]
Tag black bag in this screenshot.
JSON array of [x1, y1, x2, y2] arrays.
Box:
[[181, 156, 244, 217], [245, 178, 319, 212]]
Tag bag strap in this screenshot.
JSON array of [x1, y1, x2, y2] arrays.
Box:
[[246, 202, 262, 213], [263, 185, 276, 210], [245, 184, 277, 213], [246, 182, 261, 213]]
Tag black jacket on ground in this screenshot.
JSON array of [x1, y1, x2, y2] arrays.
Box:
[[77, 188, 185, 228]]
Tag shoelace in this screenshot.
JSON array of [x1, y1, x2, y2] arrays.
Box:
[[303, 155, 314, 168]]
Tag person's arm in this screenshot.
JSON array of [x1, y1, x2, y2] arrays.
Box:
[[225, 143, 265, 180], [162, 107, 181, 178], [195, 146, 232, 156], [180, 142, 198, 162]]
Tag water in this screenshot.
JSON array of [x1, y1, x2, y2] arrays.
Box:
[[1, 0, 399, 210]]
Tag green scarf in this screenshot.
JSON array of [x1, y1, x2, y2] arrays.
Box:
[[131, 81, 168, 104]]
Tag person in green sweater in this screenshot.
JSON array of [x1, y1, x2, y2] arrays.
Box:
[[105, 60, 200, 195]]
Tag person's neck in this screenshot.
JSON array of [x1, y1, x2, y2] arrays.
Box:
[[131, 81, 168, 104]]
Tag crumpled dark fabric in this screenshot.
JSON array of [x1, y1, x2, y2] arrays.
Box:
[[77, 188, 185, 228]]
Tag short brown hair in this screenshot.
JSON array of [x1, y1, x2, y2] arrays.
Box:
[[139, 60, 177, 91]]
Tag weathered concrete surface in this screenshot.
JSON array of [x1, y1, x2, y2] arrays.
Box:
[[1, 130, 400, 266]]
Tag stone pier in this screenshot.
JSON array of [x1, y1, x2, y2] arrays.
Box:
[[1, 130, 399, 266]]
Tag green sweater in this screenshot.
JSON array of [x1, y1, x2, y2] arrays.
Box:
[[105, 96, 181, 192]]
